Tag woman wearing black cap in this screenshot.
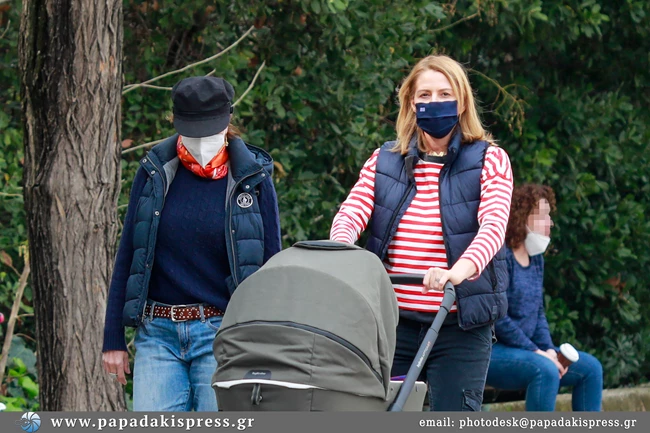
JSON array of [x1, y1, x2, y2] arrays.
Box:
[[101, 76, 281, 411]]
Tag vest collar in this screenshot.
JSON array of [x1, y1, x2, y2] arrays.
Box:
[[404, 136, 419, 181], [146, 134, 180, 168], [445, 127, 463, 166], [140, 134, 180, 195], [406, 127, 463, 179], [142, 134, 273, 192], [226, 136, 263, 182]]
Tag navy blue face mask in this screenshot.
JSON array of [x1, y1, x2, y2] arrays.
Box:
[[415, 101, 459, 139]]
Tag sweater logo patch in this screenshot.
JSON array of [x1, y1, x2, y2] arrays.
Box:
[[237, 192, 254, 208]]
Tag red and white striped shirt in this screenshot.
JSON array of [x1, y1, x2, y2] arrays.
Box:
[[330, 146, 513, 312]]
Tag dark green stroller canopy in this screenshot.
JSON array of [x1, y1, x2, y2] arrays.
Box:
[[212, 241, 399, 411]]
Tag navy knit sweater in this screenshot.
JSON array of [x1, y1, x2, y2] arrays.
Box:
[[494, 248, 555, 351], [103, 163, 280, 352], [147, 165, 231, 307]]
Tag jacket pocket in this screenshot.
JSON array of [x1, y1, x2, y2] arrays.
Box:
[[466, 324, 493, 347]]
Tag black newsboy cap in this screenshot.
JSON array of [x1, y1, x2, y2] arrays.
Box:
[[171, 76, 235, 138]]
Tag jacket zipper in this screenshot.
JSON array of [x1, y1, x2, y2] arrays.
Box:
[[224, 321, 383, 384], [227, 168, 264, 287], [488, 262, 497, 290], [139, 157, 167, 320], [381, 183, 414, 259], [438, 167, 452, 262], [439, 163, 496, 291]]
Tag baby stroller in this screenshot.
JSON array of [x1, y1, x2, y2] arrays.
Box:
[[212, 241, 456, 411]]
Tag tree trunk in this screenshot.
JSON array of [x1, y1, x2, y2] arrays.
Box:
[[19, 0, 125, 411]]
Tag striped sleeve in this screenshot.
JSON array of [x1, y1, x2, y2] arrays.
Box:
[[460, 146, 513, 279], [330, 149, 379, 244]]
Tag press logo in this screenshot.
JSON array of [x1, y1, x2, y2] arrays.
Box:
[[16, 412, 41, 432]]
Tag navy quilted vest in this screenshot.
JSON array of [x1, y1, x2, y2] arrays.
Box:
[[122, 134, 273, 326], [366, 133, 508, 330]]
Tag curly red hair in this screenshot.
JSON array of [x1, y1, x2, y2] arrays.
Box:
[[506, 184, 556, 249]]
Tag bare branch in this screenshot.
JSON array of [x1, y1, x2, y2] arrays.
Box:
[[431, 12, 479, 34], [133, 84, 173, 91], [0, 192, 23, 198], [233, 61, 266, 107], [469, 69, 529, 132], [13, 333, 37, 343], [123, 26, 255, 95], [121, 138, 166, 155], [0, 255, 30, 386], [0, 20, 10, 41]]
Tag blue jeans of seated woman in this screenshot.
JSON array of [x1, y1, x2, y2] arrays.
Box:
[[133, 303, 222, 411], [486, 343, 603, 411], [391, 315, 493, 411]]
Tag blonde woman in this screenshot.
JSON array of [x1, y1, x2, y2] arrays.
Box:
[[330, 55, 513, 411]]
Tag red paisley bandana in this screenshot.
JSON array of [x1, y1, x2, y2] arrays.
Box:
[[176, 136, 229, 180]]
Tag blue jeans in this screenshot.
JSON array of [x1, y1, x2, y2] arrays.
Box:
[[133, 302, 222, 411], [391, 315, 493, 411], [486, 343, 603, 411]]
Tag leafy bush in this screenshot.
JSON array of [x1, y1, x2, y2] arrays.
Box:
[[1, 0, 38, 412], [0, 337, 39, 411]]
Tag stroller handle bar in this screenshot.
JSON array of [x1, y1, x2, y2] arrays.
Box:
[[388, 278, 456, 412], [388, 274, 455, 311], [388, 274, 425, 286]]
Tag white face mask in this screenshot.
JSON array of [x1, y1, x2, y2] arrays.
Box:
[[181, 130, 227, 168], [524, 226, 551, 256]]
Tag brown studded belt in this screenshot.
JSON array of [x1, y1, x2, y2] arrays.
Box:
[[143, 304, 224, 322]]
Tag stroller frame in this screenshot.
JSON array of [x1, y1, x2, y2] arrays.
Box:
[[386, 275, 456, 411]]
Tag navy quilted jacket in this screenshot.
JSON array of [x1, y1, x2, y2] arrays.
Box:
[[109, 134, 279, 332]]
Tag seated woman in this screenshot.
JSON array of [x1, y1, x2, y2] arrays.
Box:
[[486, 184, 603, 411]]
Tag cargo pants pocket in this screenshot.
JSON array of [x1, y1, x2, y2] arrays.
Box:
[[462, 389, 483, 411]]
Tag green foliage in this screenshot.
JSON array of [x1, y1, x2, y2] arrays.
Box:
[[1, 0, 650, 402], [1, 0, 38, 412], [0, 0, 25, 261], [0, 337, 39, 411], [471, 1, 650, 386]]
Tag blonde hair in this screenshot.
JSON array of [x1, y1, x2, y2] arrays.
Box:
[[394, 55, 494, 154]]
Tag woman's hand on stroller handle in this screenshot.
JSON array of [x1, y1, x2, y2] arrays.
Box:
[[422, 259, 478, 293], [389, 273, 455, 292], [423, 268, 455, 293]]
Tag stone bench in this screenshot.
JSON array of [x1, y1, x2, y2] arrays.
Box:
[[483, 385, 650, 411]]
